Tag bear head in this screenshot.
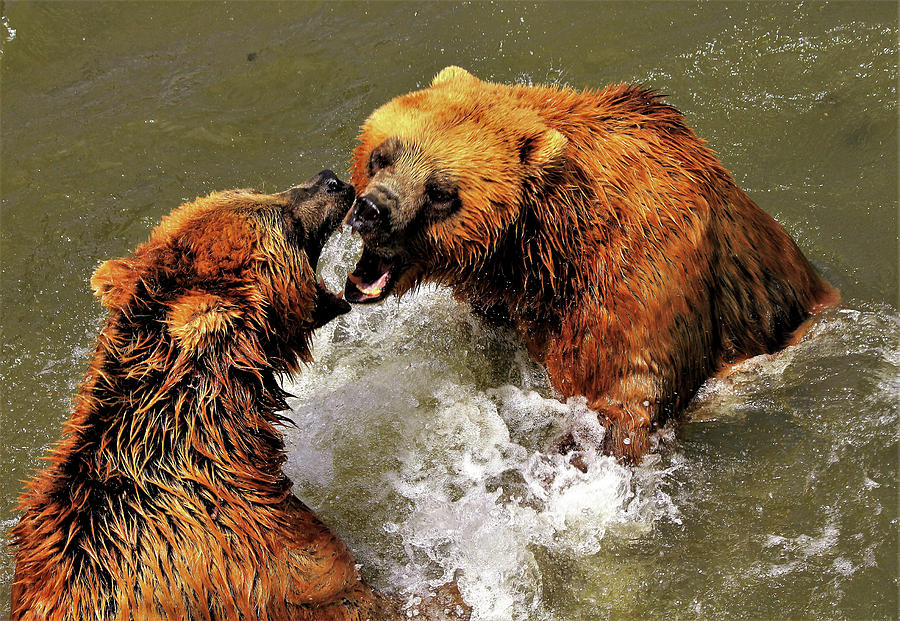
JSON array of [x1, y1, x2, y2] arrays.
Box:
[[344, 66, 568, 303], [90, 170, 353, 365]]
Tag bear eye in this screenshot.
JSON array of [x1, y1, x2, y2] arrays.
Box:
[[425, 183, 460, 212], [368, 149, 393, 175], [368, 138, 404, 176]]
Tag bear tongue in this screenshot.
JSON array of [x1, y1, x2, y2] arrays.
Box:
[[344, 252, 394, 303], [347, 270, 390, 298]]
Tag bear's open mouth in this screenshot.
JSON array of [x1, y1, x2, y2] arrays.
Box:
[[344, 248, 397, 303]]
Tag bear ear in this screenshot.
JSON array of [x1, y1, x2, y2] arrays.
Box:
[[431, 66, 477, 88], [91, 258, 140, 312], [166, 291, 242, 353], [519, 128, 568, 176]]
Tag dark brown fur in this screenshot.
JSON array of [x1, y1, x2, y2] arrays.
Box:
[[344, 67, 838, 463]]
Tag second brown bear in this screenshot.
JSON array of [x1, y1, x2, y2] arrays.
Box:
[[344, 66, 837, 463]]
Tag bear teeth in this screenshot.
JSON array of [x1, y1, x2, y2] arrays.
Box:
[[347, 270, 390, 297]]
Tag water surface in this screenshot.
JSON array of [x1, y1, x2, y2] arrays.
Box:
[[1, 2, 896, 619]]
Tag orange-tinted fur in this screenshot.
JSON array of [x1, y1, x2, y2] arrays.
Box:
[[9, 174, 409, 620], [345, 66, 837, 463]]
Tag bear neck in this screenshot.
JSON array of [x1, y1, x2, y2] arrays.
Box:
[[453, 191, 583, 325], [29, 311, 297, 524]]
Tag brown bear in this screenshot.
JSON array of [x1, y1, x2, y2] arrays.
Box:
[[9, 171, 457, 620], [343, 66, 838, 464]]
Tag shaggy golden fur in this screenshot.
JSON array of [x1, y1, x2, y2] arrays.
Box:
[[11, 172, 415, 620], [344, 66, 838, 463]]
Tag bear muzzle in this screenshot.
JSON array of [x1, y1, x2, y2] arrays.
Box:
[[347, 195, 385, 235], [283, 170, 355, 270], [344, 183, 418, 304], [282, 170, 354, 323]]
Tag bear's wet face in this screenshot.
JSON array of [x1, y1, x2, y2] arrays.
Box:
[[182, 170, 354, 329], [280, 169, 357, 279], [343, 67, 569, 305], [277, 170, 355, 326], [92, 170, 354, 351], [345, 139, 420, 303], [344, 138, 467, 303]]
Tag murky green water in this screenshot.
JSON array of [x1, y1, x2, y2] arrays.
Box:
[[1, 2, 896, 619]]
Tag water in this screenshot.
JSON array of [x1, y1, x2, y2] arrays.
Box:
[[1, 2, 896, 619]]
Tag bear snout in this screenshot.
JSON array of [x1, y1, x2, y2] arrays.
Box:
[[347, 195, 386, 235], [316, 169, 355, 203], [284, 170, 352, 202], [317, 169, 342, 191], [317, 172, 355, 231]]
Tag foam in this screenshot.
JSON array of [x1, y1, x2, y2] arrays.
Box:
[[282, 237, 682, 618]]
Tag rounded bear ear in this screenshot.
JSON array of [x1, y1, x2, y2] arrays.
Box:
[[166, 291, 242, 353], [520, 128, 568, 176], [431, 66, 478, 88], [91, 258, 140, 312]]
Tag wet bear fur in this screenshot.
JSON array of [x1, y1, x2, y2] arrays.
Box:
[[10, 173, 425, 620], [344, 66, 838, 463]]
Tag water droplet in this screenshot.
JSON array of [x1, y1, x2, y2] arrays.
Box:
[[623, 437, 631, 445]]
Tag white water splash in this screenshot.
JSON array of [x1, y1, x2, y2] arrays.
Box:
[[1, 15, 15, 43], [380, 386, 680, 620], [283, 235, 900, 620], [282, 236, 682, 619]]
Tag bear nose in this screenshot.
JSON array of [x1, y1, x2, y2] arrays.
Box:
[[348, 196, 384, 233], [317, 169, 343, 193]]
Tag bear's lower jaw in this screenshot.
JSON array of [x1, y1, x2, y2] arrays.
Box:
[[311, 279, 352, 327], [344, 248, 399, 303]]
